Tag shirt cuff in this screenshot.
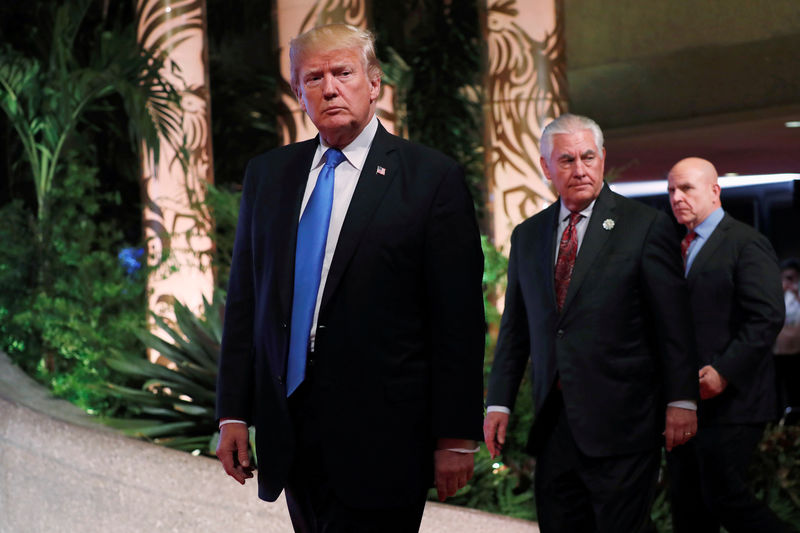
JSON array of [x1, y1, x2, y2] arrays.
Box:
[[218, 419, 248, 429], [486, 405, 511, 414], [445, 446, 481, 454], [668, 400, 697, 411]]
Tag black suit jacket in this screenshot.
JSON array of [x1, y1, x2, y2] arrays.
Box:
[[487, 184, 698, 457], [216, 124, 485, 508], [686, 212, 784, 425]]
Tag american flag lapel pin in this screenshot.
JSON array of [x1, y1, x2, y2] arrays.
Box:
[[376, 165, 386, 175]]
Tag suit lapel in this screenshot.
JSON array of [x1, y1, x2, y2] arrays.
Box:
[[276, 139, 319, 319], [686, 213, 731, 281], [539, 202, 561, 311], [560, 183, 616, 314], [320, 123, 397, 310]]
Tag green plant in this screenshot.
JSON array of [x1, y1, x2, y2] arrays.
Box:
[[0, 161, 147, 414], [202, 182, 242, 292], [102, 292, 231, 456], [750, 424, 800, 529], [375, 0, 486, 223], [0, 0, 181, 228]]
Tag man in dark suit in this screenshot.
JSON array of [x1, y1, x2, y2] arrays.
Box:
[[665, 157, 788, 533], [214, 24, 485, 533], [484, 113, 698, 533]]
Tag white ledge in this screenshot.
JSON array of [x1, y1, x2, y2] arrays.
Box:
[[0, 351, 537, 533]]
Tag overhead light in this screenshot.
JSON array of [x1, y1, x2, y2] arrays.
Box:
[[610, 173, 800, 197], [785, 121, 800, 128]]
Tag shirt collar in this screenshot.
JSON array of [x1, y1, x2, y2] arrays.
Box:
[[693, 207, 724, 239], [559, 198, 596, 222], [312, 114, 379, 171]]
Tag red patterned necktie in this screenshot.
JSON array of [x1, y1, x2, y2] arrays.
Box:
[[681, 231, 697, 266], [555, 212, 582, 312]]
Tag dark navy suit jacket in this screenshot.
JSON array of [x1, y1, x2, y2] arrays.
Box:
[[488, 184, 698, 457], [686, 212, 784, 425], [216, 124, 485, 507]]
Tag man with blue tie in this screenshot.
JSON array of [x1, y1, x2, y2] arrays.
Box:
[[666, 157, 789, 533], [213, 24, 485, 533]]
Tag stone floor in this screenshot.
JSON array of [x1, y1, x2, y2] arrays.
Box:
[[0, 351, 537, 533]]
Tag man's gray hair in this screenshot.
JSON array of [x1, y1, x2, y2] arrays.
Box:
[[289, 24, 382, 95], [540, 114, 604, 161]]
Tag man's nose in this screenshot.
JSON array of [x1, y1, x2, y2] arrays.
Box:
[[322, 74, 338, 98], [574, 159, 587, 176]]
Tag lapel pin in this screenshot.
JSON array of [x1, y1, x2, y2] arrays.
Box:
[[602, 218, 615, 231], [376, 166, 386, 175]]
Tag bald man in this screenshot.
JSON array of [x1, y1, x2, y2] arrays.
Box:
[[666, 157, 788, 533]]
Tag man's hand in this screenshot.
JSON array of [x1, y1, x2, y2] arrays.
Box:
[[216, 421, 254, 485], [434, 438, 475, 502], [483, 411, 509, 459], [699, 365, 728, 399], [663, 406, 697, 452], [433, 450, 473, 502]]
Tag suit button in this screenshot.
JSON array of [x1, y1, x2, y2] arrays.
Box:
[[556, 329, 565, 338], [277, 376, 284, 385], [281, 322, 287, 329]]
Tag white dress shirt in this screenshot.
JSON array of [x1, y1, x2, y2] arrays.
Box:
[[301, 115, 379, 347]]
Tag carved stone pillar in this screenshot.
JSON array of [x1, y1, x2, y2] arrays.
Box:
[[483, 0, 568, 250], [274, 0, 397, 145], [136, 0, 215, 340]]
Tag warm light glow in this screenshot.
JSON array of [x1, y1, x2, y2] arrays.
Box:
[[137, 0, 215, 362], [610, 173, 800, 197]]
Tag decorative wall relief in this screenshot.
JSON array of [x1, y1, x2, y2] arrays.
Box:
[[136, 0, 215, 347], [484, 0, 568, 249]]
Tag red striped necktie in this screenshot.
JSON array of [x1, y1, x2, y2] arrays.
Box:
[[555, 212, 582, 312]]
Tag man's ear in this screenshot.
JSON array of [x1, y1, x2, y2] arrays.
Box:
[[369, 75, 381, 102], [296, 88, 307, 112], [540, 156, 552, 181]]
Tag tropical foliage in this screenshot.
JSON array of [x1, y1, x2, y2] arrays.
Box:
[[0, 0, 180, 226], [0, 0, 180, 413], [102, 293, 236, 455]]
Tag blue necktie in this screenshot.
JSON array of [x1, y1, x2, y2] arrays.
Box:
[[287, 148, 346, 396]]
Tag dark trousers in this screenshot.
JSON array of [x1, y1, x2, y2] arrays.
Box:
[[284, 379, 428, 533], [667, 423, 789, 533], [534, 392, 659, 533]]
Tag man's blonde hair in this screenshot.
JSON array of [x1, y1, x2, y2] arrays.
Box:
[[289, 24, 382, 94]]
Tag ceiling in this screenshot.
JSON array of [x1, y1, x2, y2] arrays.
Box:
[[562, 0, 800, 184], [603, 106, 800, 182]]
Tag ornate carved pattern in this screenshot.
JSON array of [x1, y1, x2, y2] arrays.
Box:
[[136, 0, 215, 323], [486, 0, 568, 245]]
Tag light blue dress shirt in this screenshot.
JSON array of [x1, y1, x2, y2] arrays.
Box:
[[685, 207, 724, 276]]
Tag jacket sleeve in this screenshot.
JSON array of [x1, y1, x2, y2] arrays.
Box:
[[215, 161, 258, 423], [714, 234, 785, 388], [486, 226, 531, 410], [424, 161, 486, 442], [641, 211, 699, 404]]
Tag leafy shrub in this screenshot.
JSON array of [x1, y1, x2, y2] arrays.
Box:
[[102, 292, 240, 456], [0, 162, 147, 414]]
